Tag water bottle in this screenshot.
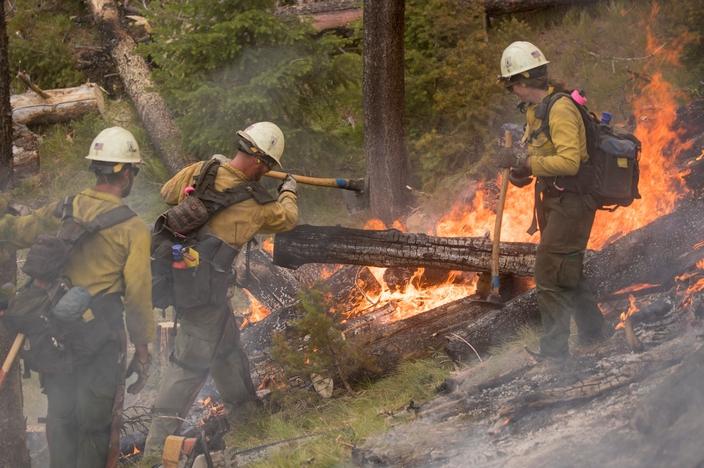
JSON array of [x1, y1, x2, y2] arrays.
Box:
[[600, 111, 613, 126], [171, 244, 188, 270]]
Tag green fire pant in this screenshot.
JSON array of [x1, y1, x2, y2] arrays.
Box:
[[535, 192, 604, 357], [43, 334, 122, 468], [144, 304, 256, 456]]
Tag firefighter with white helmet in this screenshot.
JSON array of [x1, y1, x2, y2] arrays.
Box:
[[144, 121, 298, 456], [0, 126, 154, 466], [495, 42, 605, 360]]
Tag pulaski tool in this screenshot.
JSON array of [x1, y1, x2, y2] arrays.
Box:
[[487, 130, 513, 305], [264, 170, 368, 212], [0, 333, 25, 390], [210, 155, 369, 212]]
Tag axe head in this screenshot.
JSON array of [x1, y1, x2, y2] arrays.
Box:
[[342, 176, 370, 213]]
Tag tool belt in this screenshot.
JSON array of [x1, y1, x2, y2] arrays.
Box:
[[528, 176, 597, 235], [154, 233, 240, 311]]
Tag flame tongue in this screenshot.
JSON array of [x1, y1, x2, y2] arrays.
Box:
[[615, 295, 639, 330]]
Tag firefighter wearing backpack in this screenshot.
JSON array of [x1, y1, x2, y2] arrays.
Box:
[[0, 127, 154, 468], [143, 122, 298, 456], [495, 42, 605, 360]]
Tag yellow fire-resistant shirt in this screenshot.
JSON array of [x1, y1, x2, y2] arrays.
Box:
[[0, 189, 155, 345], [160, 160, 299, 247], [524, 91, 589, 177]]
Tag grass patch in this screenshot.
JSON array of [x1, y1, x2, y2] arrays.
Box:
[[223, 357, 451, 467]]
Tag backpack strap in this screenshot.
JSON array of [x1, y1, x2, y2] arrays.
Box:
[[529, 92, 571, 143], [84, 205, 137, 233], [193, 159, 221, 198], [53, 195, 75, 220]]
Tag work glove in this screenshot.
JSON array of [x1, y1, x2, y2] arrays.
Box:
[[125, 351, 152, 394], [509, 166, 533, 188], [278, 174, 297, 195], [495, 147, 525, 169]]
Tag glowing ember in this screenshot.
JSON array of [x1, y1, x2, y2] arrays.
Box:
[[612, 283, 661, 296], [242, 289, 271, 328], [262, 238, 274, 255], [615, 295, 639, 330], [198, 396, 226, 425]]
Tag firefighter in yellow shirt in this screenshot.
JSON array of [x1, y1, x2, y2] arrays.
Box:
[[496, 42, 605, 360], [0, 127, 154, 467], [144, 122, 298, 456]]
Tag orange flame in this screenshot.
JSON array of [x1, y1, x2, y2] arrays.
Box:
[[242, 289, 271, 328], [615, 295, 639, 330], [262, 238, 274, 255]]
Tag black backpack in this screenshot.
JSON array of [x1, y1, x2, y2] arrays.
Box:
[[151, 159, 275, 309], [3, 196, 136, 374], [533, 92, 641, 209]]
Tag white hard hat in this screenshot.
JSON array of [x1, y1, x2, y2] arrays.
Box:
[[499, 41, 550, 79], [236, 122, 285, 167], [85, 127, 142, 164]]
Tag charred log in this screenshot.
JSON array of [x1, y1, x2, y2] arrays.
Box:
[[447, 195, 704, 361], [235, 247, 300, 314], [346, 297, 497, 371], [274, 225, 537, 276], [86, 0, 195, 175]]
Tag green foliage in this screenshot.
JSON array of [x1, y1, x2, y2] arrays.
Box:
[[272, 289, 378, 393], [222, 357, 450, 467], [404, 0, 531, 188], [140, 1, 364, 176], [7, 0, 88, 91]]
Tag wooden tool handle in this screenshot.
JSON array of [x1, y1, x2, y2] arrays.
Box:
[[265, 170, 364, 192], [0, 333, 25, 390], [490, 131, 513, 295]]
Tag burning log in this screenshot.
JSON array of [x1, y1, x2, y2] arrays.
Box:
[[274, 225, 537, 276], [235, 247, 300, 314], [322, 266, 382, 318], [447, 195, 704, 361], [347, 297, 498, 370], [11, 82, 105, 126]]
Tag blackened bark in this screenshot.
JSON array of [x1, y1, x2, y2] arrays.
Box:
[[0, 3, 30, 466], [273, 225, 537, 276], [234, 247, 301, 313], [363, 0, 409, 222]]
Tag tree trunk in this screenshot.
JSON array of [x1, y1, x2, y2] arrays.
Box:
[[273, 224, 537, 276], [0, 1, 30, 465], [86, 0, 196, 175], [363, 0, 409, 223], [446, 194, 704, 360], [11, 83, 105, 126]]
